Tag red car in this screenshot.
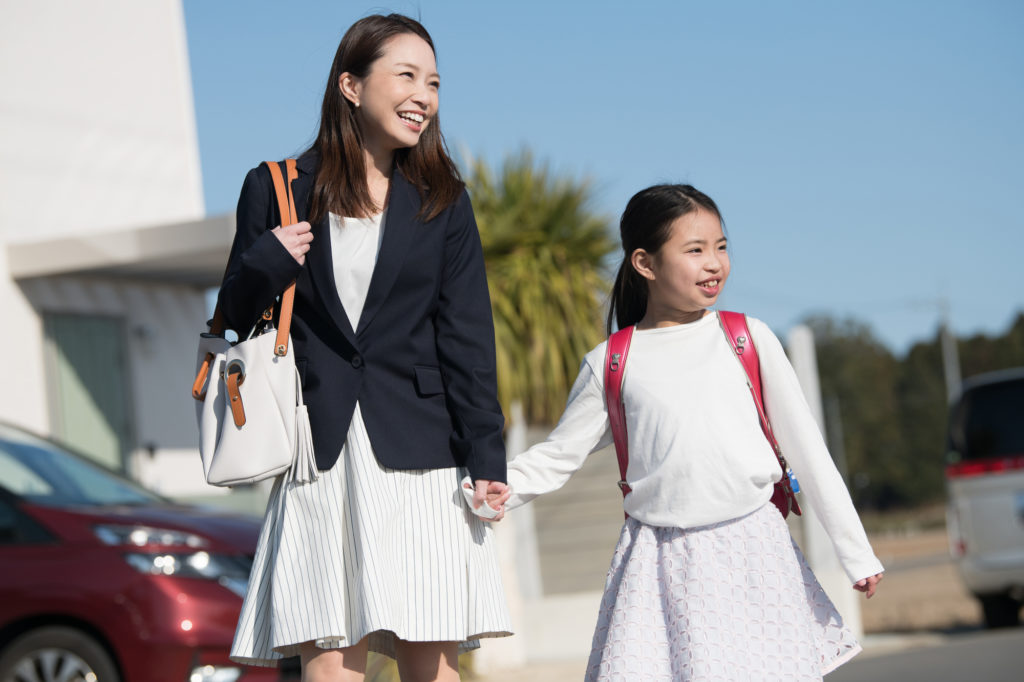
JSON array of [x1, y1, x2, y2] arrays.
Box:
[[0, 423, 288, 682]]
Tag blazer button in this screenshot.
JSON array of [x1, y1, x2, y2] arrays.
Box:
[[351, 355, 363, 369]]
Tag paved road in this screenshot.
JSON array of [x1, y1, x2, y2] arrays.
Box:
[[827, 627, 1024, 682]]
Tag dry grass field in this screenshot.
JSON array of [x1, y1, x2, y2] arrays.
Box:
[[861, 513, 983, 633]]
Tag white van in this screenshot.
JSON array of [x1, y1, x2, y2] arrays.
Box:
[[945, 368, 1024, 628]]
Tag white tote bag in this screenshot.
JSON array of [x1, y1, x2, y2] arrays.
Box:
[[191, 159, 317, 487]]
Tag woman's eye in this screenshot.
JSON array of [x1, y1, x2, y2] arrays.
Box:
[[400, 72, 414, 79], [429, 80, 440, 90]]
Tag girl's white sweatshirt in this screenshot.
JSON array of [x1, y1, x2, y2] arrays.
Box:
[[505, 311, 884, 584]]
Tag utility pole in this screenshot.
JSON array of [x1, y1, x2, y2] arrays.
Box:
[[939, 299, 962, 403], [788, 325, 863, 638], [825, 395, 849, 484], [907, 296, 963, 403]]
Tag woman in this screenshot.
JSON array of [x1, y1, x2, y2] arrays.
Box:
[[218, 14, 512, 682]]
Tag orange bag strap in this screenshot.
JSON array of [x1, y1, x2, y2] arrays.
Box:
[[265, 159, 298, 357], [192, 159, 298, 400]]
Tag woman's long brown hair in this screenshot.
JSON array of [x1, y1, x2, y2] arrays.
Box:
[[308, 14, 463, 224]]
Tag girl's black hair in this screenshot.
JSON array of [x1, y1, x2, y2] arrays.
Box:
[[607, 184, 723, 334]]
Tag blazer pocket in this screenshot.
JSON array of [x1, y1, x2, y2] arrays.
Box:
[[413, 365, 445, 396]]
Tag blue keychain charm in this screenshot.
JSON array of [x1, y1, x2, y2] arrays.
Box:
[[787, 468, 800, 493]]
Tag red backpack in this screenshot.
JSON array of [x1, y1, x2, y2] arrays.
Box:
[[603, 311, 802, 519]]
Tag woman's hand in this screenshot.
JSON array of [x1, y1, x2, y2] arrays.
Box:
[[473, 479, 510, 522], [853, 572, 884, 599], [272, 221, 313, 265]]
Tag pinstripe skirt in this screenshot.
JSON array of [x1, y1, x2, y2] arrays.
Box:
[[230, 403, 513, 665]]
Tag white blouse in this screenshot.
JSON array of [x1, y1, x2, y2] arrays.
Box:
[[329, 211, 385, 329], [505, 311, 884, 584]]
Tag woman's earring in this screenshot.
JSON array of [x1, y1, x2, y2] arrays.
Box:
[[354, 101, 360, 108]]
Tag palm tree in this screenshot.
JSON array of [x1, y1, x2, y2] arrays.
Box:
[[466, 151, 617, 425]]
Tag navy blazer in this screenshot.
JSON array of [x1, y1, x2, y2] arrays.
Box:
[[216, 152, 506, 482]]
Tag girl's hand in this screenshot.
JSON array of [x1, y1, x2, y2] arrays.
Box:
[[473, 479, 510, 522], [272, 221, 313, 265], [853, 572, 884, 599]]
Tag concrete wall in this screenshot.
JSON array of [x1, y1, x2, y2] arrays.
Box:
[[17, 275, 214, 495], [0, 260, 50, 434], [0, 1, 210, 495], [0, 0, 204, 240]]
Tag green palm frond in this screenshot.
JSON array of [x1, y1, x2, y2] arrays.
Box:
[[467, 151, 617, 425]]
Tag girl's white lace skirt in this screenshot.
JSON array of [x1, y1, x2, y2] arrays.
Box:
[[229, 403, 513, 666], [586, 503, 861, 681]]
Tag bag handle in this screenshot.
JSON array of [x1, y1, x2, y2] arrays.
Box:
[[265, 159, 298, 357], [192, 159, 299, 401]]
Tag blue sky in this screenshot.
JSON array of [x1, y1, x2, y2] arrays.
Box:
[[183, 0, 1024, 353]]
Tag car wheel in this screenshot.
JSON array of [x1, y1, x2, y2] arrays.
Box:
[[980, 594, 1022, 629], [0, 626, 120, 682]]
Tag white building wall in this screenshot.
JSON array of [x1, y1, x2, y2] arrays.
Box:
[[0, 262, 50, 434], [0, 0, 204, 240], [0, 0, 210, 496], [18, 276, 215, 496]]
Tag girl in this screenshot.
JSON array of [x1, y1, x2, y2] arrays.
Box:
[[218, 14, 511, 682], [495, 184, 884, 681]]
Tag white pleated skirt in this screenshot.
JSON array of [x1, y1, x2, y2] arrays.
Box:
[[230, 403, 513, 666], [586, 503, 861, 682]]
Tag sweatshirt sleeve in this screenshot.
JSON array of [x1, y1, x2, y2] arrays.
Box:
[[750, 318, 885, 584], [506, 354, 613, 509]]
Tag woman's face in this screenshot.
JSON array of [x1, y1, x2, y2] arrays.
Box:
[[342, 33, 439, 157]]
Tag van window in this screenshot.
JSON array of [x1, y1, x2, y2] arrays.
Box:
[[950, 378, 1024, 460]]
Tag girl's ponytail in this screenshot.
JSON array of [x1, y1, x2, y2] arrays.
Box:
[[607, 258, 649, 335], [606, 184, 724, 335]]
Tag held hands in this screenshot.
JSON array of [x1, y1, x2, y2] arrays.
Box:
[[461, 477, 511, 522], [853, 572, 884, 599], [272, 221, 313, 265]]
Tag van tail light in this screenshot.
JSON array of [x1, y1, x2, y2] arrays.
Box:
[[946, 455, 1024, 478]]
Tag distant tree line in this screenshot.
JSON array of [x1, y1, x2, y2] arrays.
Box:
[[809, 312, 1024, 511]]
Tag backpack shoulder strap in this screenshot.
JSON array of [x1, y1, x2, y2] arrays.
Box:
[[719, 310, 762, 400], [604, 326, 635, 497], [718, 311, 803, 515]]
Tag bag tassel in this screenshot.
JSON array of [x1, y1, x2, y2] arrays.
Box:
[[288, 368, 319, 484], [288, 404, 319, 483]]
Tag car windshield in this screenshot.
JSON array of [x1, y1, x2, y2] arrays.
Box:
[[950, 377, 1024, 460], [0, 424, 161, 506]]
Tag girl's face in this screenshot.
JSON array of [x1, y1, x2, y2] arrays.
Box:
[[341, 33, 439, 156], [633, 209, 730, 321]]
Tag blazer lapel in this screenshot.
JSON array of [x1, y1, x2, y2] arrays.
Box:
[[356, 170, 420, 337], [293, 154, 358, 345]]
